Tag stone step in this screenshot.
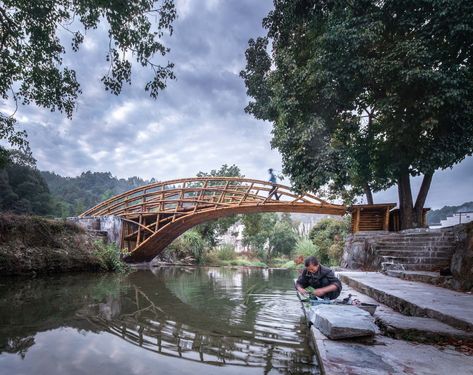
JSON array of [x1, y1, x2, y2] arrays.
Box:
[[376, 250, 452, 257], [375, 240, 454, 246], [338, 272, 473, 331], [377, 234, 454, 240], [380, 256, 451, 264], [381, 262, 449, 272], [340, 281, 473, 344], [384, 270, 450, 286], [375, 241, 454, 247]]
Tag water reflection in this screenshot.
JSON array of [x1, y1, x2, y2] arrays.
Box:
[[0, 268, 318, 374]]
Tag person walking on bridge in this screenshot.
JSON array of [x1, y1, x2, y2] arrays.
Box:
[[268, 168, 280, 200], [295, 256, 342, 300]]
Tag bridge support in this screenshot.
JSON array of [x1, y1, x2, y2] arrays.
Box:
[[68, 216, 123, 248]]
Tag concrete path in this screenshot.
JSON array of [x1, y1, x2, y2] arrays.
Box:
[[339, 271, 473, 331]]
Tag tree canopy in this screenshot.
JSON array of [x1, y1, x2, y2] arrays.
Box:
[[0, 0, 176, 162], [241, 0, 473, 228]]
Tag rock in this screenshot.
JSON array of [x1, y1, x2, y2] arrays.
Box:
[[449, 222, 473, 291], [309, 304, 376, 339]]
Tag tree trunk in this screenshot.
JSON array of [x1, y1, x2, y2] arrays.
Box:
[[363, 183, 374, 205], [398, 172, 414, 230], [413, 172, 433, 228]]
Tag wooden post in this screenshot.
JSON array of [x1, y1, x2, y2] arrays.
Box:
[[136, 215, 143, 246], [354, 208, 360, 233], [383, 206, 390, 231]]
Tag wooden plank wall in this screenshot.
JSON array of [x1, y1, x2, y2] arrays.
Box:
[[351, 204, 395, 232]]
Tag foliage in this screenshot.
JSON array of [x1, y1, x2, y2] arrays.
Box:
[[167, 229, 206, 264], [214, 243, 237, 261], [242, 212, 298, 261], [241, 212, 277, 254], [194, 164, 243, 246], [309, 217, 350, 266], [0, 0, 176, 164], [293, 238, 319, 259], [0, 149, 53, 215], [93, 241, 128, 273], [241, 0, 473, 227], [268, 221, 298, 257], [41, 170, 153, 217], [427, 202, 473, 225], [221, 259, 267, 267]]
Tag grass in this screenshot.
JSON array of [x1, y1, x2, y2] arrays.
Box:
[[93, 241, 129, 273]]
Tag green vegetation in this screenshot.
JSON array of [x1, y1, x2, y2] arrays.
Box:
[[167, 229, 206, 264], [166, 210, 348, 269], [0, 149, 154, 217], [1, 0, 176, 165], [293, 238, 319, 258], [309, 217, 350, 266], [242, 0, 473, 229], [0, 151, 53, 215], [93, 241, 129, 273]]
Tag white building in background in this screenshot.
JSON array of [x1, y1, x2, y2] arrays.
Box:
[[218, 223, 247, 253], [439, 212, 473, 228]]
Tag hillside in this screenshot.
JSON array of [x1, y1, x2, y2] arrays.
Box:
[[427, 202, 473, 225]]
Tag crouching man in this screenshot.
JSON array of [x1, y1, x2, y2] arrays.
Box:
[[295, 256, 342, 300]]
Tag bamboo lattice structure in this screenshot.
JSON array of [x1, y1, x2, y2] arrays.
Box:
[[80, 177, 347, 262]]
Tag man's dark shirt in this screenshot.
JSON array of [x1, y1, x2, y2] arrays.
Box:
[[296, 265, 342, 291]]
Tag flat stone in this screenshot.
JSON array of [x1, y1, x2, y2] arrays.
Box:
[[338, 282, 472, 342], [311, 326, 473, 375], [375, 310, 473, 342], [310, 304, 376, 339], [339, 271, 473, 331]]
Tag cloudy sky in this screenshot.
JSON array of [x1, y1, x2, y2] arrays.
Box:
[[6, 0, 473, 209]]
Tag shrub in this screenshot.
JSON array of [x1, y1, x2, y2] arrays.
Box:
[[201, 251, 223, 266], [215, 243, 237, 261], [168, 229, 206, 263], [94, 241, 128, 272], [309, 217, 349, 265], [293, 238, 318, 258]]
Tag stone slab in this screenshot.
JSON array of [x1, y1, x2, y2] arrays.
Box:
[[311, 326, 473, 375], [375, 309, 473, 342], [310, 304, 376, 339], [339, 271, 473, 331], [339, 282, 473, 342]]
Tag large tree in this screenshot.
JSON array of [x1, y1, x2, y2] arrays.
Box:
[[241, 0, 473, 229], [0, 0, 176, 163]]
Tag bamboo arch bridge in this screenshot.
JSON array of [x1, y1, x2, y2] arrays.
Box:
[[80, 177, 347, 262]]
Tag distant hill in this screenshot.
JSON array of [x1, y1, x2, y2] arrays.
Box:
[[427, 202, 473, 225], [41, 171, 155, 217]]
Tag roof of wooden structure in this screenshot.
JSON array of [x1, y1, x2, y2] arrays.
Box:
[[80, 177, 347, 262]]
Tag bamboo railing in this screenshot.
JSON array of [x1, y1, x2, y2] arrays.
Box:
[[80, 177, 347, 262]]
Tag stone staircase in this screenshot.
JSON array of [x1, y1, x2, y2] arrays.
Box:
[[374, 231, 456, 272]]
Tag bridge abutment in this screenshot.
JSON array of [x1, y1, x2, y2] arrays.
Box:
[[67, 216, 123, 249]]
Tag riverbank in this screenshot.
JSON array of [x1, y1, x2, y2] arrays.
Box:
[[300, 272, 473, 374], [0, 214, 122, 276]]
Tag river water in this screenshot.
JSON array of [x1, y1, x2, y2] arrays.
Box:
[[0, 267, 319, 374]]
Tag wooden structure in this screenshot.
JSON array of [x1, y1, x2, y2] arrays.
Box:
[[81, 177, 347, 262], [389, 208, 430, 232], [350, 204, 396, 232]]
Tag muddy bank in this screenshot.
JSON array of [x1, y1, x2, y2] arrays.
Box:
[[0, 214, 105, 276]]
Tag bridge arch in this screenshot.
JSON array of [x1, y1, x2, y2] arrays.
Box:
[[80, 177, 347, 262]]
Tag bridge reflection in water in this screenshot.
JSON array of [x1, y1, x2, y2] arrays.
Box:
[[0, 267, 318, 374]]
